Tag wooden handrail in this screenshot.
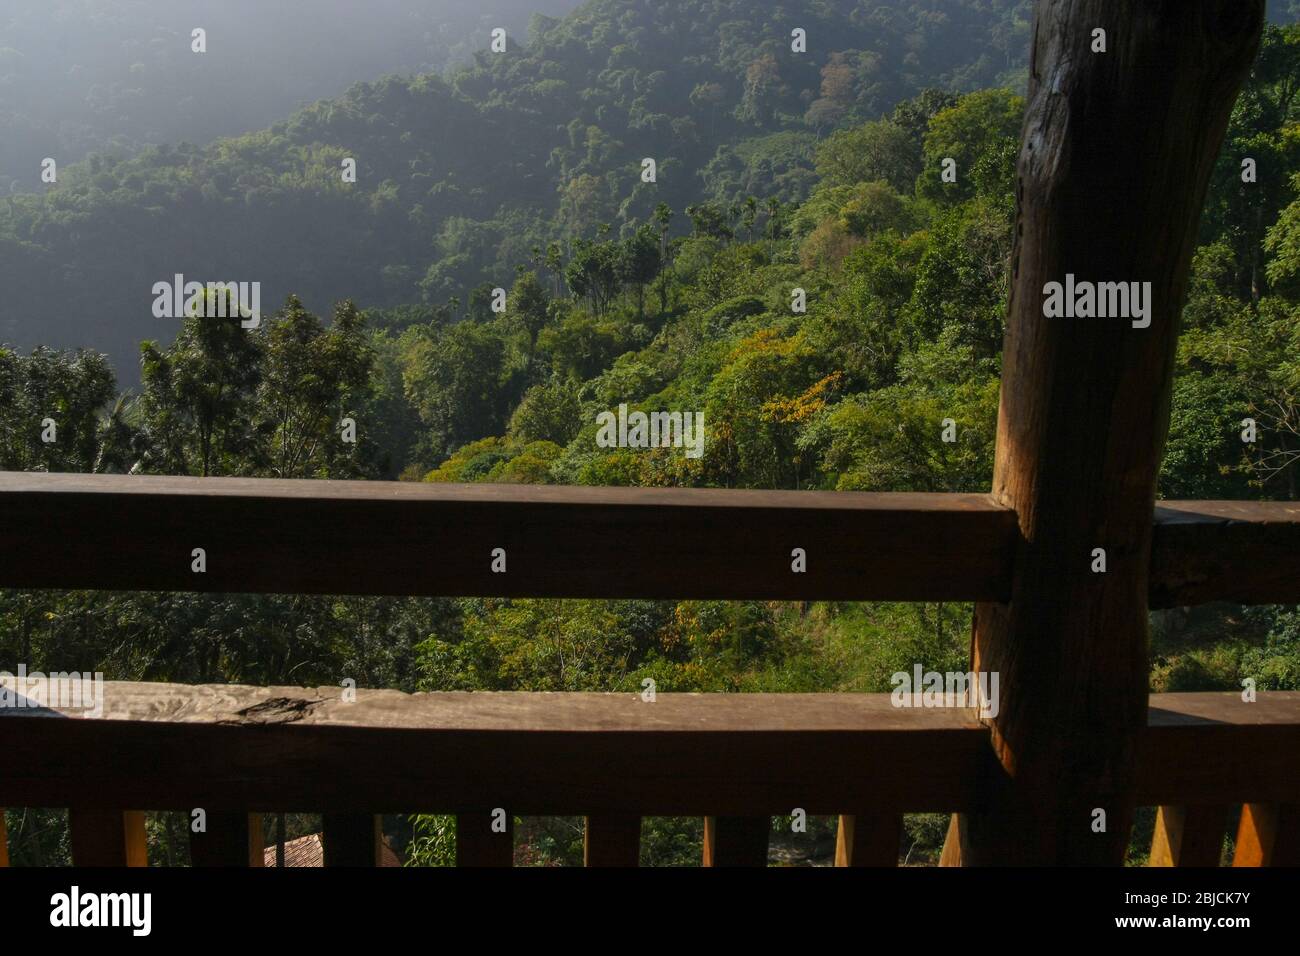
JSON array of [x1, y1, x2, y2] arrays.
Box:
[[1, 684, 1297, 866], [0, 683, 990, 814], [2, 683, 1296, 812], [1149, 501, 1300, 607], [1, 472, 1298, 605]]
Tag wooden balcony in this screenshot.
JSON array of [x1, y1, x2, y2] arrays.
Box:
[[1, 474, 1298, 866], [0, 0, 1290, 869]]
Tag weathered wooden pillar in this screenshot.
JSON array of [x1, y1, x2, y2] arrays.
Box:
[[946, 0, 1263, 865]]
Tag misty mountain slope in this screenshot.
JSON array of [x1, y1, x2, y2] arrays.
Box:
[[0, 0, 580, 192], [1, 0, 1044, 379], [4, 0, 1295, 383]]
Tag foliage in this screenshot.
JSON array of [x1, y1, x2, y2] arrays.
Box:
[[5, 11, 1300, 868]]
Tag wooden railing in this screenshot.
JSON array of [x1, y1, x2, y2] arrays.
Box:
[[1, 473, 1297, 604], [0, 681, 1297, 866], [1, 474, 1298, 866], [3, 682, 990, 866]]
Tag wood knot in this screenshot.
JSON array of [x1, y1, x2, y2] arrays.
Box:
[[226, 696, 322, 725]]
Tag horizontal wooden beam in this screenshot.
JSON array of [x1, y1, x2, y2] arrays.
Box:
[[1, 473, 1295, 605], [0, 682, 989, 815], [1150, 501, 1300, 607], [0, 472, 1015, 601], [1137, 693, 1300, 805], [2, 683, 1295, 816]]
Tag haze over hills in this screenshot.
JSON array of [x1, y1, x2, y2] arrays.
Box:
[[2, 0, 1039, 380], [3, 1, 1300, 868], [1, 0, 1296, 383], [0, 0, 581, 192]]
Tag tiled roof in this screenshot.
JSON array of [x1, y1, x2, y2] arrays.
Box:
[[263, 832, 401, 867]]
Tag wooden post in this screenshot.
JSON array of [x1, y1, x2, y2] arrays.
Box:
[[702, 816, 769, 867], [0, 810, 8, 867], [190, 811, 264, 867], [69, 808, 148, 867], [584, 814, 641, 867], [835, 814, 901, 867], [946, 0, 1264, 865], [1149, 805, 1229, 867], [1233, 803, 1300, 866], [456, 811, 514, 867], [321, 813, 382, 867]]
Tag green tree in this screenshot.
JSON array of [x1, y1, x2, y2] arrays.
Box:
[[0, 346, 115, 472], [508, 271, 552, 357], [918, 88, 1024, 203], [402, 321, 509, 460], [618, 224, 663, 319], [257, 296, 373, 479], [138, 304, 262, 476], [815, 119, 919, 193]]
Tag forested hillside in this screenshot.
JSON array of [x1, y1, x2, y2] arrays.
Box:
[[1, 0, 1039, 376], [5, 16, 1300, 864], [3, 1, 1300, 867], [0, 0, 580, 193]]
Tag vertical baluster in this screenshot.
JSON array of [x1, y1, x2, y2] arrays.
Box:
[[456, 811, 514, 867], [702, 816, 769, 867], [1149, 805, 1229, 867], [584, 814, 641, 866], [69, 808, 148, 867], [190, 811, 263, 866], [321, 813, 383, 866], [835, 814, 901, 867], [1233, 803, 1300, 866]]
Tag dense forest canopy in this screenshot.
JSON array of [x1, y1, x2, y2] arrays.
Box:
[[5, 0, 1295, 379], [1, 0, 1045, 377], [2, 0, 1300, 866]]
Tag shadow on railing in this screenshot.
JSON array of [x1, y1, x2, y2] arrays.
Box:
[[1, 682, 1296, 866], [2, 474, 1298, 866]]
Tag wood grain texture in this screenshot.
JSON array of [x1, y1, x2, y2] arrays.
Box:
[[0, 472, 1014, 601], [1148, 805, 1229, 867], [2, 471, 1295, 605], [835, 814, 901, 867], [1150, 501, 1300, 607], [0, 683, 989, 815], [951, 0, 1265, 865], [3, 684, 1294, 822], [1137, 693, 1300, 805]]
